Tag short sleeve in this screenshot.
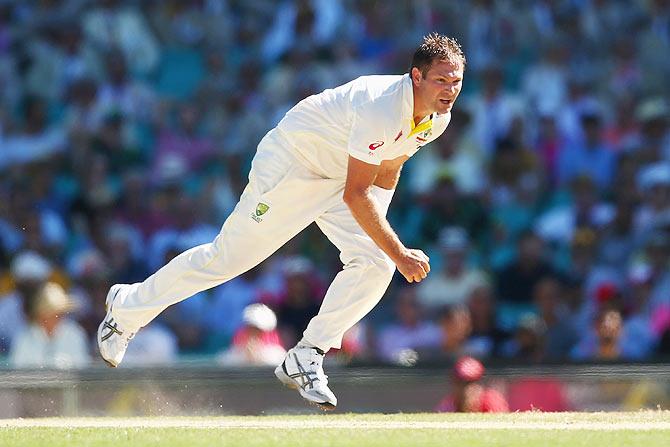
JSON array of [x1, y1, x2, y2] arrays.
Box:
[[347, 108, 388, 165]]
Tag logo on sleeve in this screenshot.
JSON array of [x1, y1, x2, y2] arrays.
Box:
[[368, 141, 384, 150]]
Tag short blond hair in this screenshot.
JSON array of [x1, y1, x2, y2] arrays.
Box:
[[411, 33, 466, 76]]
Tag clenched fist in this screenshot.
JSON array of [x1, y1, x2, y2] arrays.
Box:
[[394, 248, 431, 283]]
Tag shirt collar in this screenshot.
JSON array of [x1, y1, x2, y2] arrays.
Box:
[[401, 73, 433, 138]]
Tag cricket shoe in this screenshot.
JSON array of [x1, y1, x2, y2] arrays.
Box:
[[274, 345, 338, 410], [97, 284, 135, 367]]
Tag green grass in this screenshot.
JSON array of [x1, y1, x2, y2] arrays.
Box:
[[1, 412, 669, 447]]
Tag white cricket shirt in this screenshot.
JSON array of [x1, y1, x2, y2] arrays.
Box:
[[275, 74, 451, 179]]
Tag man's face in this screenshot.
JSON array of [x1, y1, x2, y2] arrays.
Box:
[[597, 310, 622, 342], [412, 60, 464, 115]]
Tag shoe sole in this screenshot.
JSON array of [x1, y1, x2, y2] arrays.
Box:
[[274, 363, 336, 411], [102, 358, 117, 368]]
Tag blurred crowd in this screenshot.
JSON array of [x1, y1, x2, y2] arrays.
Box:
[[1, 0, 670, 369]]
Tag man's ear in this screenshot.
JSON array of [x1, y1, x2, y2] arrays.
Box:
[[411, 67, 423, 86]]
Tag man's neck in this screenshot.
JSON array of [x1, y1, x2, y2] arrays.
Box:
[[412, 85, 431, 126], [413, 114, 428, 126]]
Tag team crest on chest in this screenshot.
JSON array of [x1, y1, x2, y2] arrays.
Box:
[[416, 129, 432, 146]]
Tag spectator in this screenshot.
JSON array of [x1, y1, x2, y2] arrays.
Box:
[[377, 287, 441, 363], [622, 264, 659, 359], [88, 111, 143, 173], [535, 175, 615, 245], [155, 246, 206, 353], [500, 313, 546, 362], [435, 305, 478, 360], [488, 137, 542, 226], [151, 102, 216, 182], [145, 189, 219, 272], [533, 277, 579, 360], [598, 198, 638, 270], [415, 175, 490, 248], [435, 356, 509, 413], [122, 321, 178, 366], [114, 169, 167, 239], [100, 223, 148, 285], [10, 282, 89, 369], [93, 49, 156, 127], [566, 228, 610, 290], [634, 163, 670, 237], [643, 233, 670, 312], [274, 257, 324, 348], [82, 0, 159, 76], [634, 98, 670, 164], [24, 22, 102, 101], [66, 249, 113, 340], [571, 307, 653, 361], [558, 111, 616, 191], [604, 95, 640, 154], [522, 39, 568, 117], [466, 284, 509, 358], [534, 114, 566, 187], [1, 95, 67, 170], [495, 230, 555, 304], [0, 251, 54, 354], [63, 77, 102, 142], [467, 65, 524, 157], [262, 0, 343, 63], [417, 226, 488, 309], [200, 267, 269, 352], [218, 304, 286, 366]]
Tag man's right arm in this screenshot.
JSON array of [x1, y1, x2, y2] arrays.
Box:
[[343, 156, 430, 283]]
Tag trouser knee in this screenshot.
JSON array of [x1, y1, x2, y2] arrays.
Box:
[[362, 255, 396, 286]]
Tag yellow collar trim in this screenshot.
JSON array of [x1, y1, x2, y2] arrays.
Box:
[[409, 117, 433, 137]]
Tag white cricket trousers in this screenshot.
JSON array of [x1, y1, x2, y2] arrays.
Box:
[[111, 129, 396, 351]]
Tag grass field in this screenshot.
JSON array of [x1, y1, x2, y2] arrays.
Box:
[[1, 412, 669, 447]]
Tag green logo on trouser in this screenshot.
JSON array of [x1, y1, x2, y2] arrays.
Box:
[[256, 203, 270, 216]]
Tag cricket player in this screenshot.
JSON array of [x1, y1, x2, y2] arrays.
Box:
[[98, 33, 465, 410]]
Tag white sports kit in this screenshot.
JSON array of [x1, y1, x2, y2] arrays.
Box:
[[100, 74, 450, 403]]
